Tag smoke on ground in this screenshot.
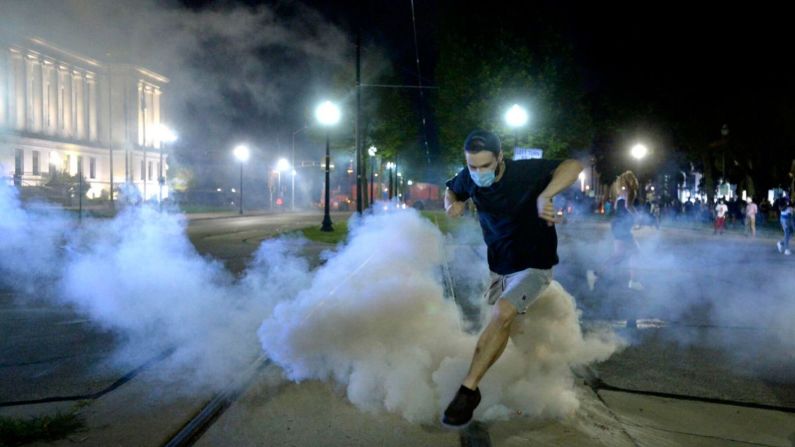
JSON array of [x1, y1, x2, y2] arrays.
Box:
[[258, 209, 622, 422]]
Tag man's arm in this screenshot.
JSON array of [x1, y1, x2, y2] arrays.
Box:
[[445, 188, 465, 218], [537, 159, 585, 223]]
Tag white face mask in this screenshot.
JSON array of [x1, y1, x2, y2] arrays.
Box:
[[467, 157, 501, 187]]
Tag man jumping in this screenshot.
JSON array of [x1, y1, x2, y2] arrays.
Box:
[[441, 129, 583, 427]]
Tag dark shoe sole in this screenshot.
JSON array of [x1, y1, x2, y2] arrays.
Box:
[[440, 415, 473, 430]]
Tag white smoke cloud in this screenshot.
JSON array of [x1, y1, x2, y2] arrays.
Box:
[[0, 184, 68, 296], [258, 209, 623, 423], [2, 178, 623, 418]]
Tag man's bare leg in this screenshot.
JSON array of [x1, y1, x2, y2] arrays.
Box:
[[462, 299, 518, 390]]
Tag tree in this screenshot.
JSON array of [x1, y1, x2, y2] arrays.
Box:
[[434, 26, 594, 174]]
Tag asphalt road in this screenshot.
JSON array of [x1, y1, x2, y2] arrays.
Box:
[[1, 213, 793, 446]]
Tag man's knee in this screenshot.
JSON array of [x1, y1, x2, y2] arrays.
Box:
[[491, 300, 518, 329]]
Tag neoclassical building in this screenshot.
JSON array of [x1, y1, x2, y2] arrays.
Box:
[[0, 34, 170, 202]]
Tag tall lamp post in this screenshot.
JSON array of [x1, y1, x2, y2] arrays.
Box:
[[315, 100, 341, 232], [720, 124, 729, 182], [233, 144, 250, 215], [157, 124, 177, 211], [630, 143, 648, 199], [368, 146, 377, 206], [275, 157, 290, 210], [386, 161, 395, 200], [504, 104, 529, 150], [291, 126, 308, 211]]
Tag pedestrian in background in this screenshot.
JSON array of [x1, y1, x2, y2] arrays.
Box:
[[714, 199, 728, 235], [776, 197, 793, 256], [745, 197, 758, 237]]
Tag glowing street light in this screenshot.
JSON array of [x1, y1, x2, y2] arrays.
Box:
[[233, 144, 250, 214], [578, 171, 586, 192], [368, 145, 377, 207], [315, 100, 341, 232], [505, 104, 529, 128], [630, 143, 648, 160], [275, 157, 290, 210], [504, 104, 529, 149]]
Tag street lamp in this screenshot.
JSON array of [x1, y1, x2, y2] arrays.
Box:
[[504, 104, 529, 149], [720, 124, 729, 181], [291, 126, 308, 211], [156, 124, 177, 211], [630, 143, 648, 160], [275, 157, 290, 210], [233, 144, 250, 215], [368, 146, 377, 206], [315, 100, 341, 232], [386, 161, 395, 200]]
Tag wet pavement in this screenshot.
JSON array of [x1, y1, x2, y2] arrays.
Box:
[[2, 214, 794, 446]]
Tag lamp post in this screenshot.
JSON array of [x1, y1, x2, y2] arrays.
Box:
[[720, 124, 729, 182], [386, 161, 395, 200], [368, 146, 377, 207], [275, 157, 290, 211], [292, 126, 308, 211], [156, 125, 177, 211], [233, 144, 250, 215], [504, 104, 529, 150], [315, 101, 341, 232]]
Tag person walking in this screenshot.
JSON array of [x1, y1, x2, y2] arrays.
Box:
[[745, 197, 758, 237], [776, 197, 793, 255], [714, 199, 728, 235], [587, 171, 644, 292], [442, 129, 583, 427]]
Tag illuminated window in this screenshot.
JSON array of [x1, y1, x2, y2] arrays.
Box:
[[64, 154, 71, 174]]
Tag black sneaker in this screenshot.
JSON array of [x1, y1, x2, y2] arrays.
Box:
[[442, 385, 481, 428]]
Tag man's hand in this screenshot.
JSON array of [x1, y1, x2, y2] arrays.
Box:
[[446, 200, 466, 218], [537, 195, 558, 226]]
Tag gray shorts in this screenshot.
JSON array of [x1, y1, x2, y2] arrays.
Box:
[[485, 268, 552, 314]]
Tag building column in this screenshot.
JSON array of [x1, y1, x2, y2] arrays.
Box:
[[87, 73, 97, 141], [59, 65, 73, 137], [11, 49, 25, 130], [154, 87, 161, 145], [26, 54, 43, 132], [0, 50, 7, 127], [73, 70, 85, 140], [43, 60, 57, 134]]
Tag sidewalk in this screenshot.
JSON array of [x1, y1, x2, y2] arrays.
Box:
[[193, 363, 795, 446]]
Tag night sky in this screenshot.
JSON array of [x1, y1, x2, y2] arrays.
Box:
[[176, 0, 794, 187], [300, 1, 794, 148]]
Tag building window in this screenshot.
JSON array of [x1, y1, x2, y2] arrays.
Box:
[[77, 156, 84, 177], [140, 160, 145, 180], [14, 149, 24, 176], [148, 161, 153, 180], [89, 157, 96, 179], [32, 151, 40, 176], [64, 154, 71, 174]]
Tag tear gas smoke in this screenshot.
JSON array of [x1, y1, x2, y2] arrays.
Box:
[[2, 180, 624, 419], [258, 210, 622, 422]]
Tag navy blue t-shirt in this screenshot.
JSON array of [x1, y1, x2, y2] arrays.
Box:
[[445, 158, 562, 275]]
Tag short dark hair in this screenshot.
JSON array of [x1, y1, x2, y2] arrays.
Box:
[[463, 129, 501, 156]]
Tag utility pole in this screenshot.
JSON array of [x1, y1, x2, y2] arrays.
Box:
[[355, 31, 363, 214]]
